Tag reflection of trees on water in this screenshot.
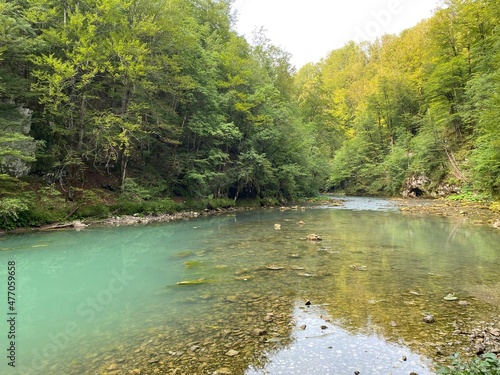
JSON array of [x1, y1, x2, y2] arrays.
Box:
[[192, 207, 500, 360], [0, 202, 498, 373]]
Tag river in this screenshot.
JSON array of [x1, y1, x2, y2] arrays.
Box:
[[0, 197, 499, 374]]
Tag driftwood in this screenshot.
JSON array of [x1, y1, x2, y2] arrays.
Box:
[[38, 221, 87, 231]]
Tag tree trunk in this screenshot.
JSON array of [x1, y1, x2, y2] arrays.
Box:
[[120, 148, 128, 192], [77, 95, 86, 151], [444, 145, 468, 183]]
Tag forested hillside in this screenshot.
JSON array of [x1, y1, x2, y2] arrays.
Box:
[[0, 0, 328, 229], [1, 0, 500, 229], [296, 0, 500, 198]]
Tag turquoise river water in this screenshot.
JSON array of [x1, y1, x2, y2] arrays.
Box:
[[0, 197, 499, 374]]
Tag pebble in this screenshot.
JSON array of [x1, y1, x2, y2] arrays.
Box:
[[422, 315, 435, 324], [40, 232, 499, 375], [264, 313, 274, 322], [225, 349, 239, 357], [306, 234, 322, 241], [253, 328, 267, 336], [106, 363, 119, 371], [215, 368, 232, 374]]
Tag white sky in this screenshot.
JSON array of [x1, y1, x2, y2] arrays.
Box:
[[232, 0, 442, 68]]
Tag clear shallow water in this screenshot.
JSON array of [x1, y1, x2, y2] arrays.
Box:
[[0, 198, 499, 374], [246, 304, 433, 375], [318, 195, 399, 211]]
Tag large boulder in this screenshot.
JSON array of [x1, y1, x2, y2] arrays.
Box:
[[402, 175, 429, 198], [0, 102, 37, 178]]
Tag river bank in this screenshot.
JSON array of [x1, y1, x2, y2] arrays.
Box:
[[1, 196, 499, 374], [395, 198, 500, 230], [0, 203, 259, 235], [2, 196, 500, 235]]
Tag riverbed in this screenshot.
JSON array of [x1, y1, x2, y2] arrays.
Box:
[[0, 197, 498, 374]]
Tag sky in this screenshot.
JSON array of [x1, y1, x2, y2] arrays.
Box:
[[232, 0, 442, 68]]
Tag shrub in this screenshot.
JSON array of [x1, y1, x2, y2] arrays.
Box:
[[17, 206, 66, 227], [111, 198, 180, 216], [206, 198, 235, 210], [73, 204, 110, 219], [0, 197, 30, 230], [141, 198, 180, 215], [446, 186, 491, 203], [184, 198, 235, 211], [121, 178, 153, 201]]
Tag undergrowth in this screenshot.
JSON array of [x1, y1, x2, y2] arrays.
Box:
[[437, 353, 500, 375]]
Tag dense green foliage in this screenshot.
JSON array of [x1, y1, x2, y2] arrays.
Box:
[[437, 353, 500, 375], [1, 0, 500, 229], [0, 0, 328, 229], [296, 0, 500, 197]]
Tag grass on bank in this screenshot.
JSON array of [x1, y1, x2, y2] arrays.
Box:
[[2, 176, 499, 231], [0, 179, 286, 230], [445, 185, 500, 214]]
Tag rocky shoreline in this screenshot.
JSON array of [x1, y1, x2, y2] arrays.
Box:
[[0, 206, 258, 235], [2, 197, 499, 235], [1, 196, 499, 373], [396, 197, 500, 364], [395, 198, 500, 230]]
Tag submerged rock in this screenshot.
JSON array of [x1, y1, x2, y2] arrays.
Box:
[[234, 268, 250, 275], [176, 278, 207, 286], [253, 328, 267, 336], [266, 265, 285, 270], [215, 368, 232, 374], [443, 293, 458, 301], [263, 313, 274, 322], [422, 315, 435, 324], [184, 260, 203, 268], [350, 265, 367, 271], [171, 251, 195, 259], [234, 275, 254, 281], [297, 272, 313, 277], [225, 349, 239, 357], [106, 363, 119, 371], [306, 234, 322, 241]]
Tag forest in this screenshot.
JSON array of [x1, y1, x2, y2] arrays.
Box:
[[1, 0, 499, 229]]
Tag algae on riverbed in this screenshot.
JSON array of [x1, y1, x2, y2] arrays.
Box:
[[0, 197, 498, 374]]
